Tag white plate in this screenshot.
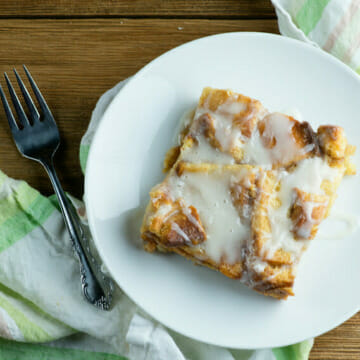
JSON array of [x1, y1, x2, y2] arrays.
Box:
[[85, 32, 360, 349]]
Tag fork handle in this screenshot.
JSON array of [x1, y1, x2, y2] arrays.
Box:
[[42, 159, 113, 310]]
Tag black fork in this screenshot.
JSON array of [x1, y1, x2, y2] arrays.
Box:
[[0, 66, 113, 310]]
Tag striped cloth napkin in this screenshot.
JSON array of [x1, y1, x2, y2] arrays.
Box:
[[0, 1, 358, 358], [271, 0, 360, 73]]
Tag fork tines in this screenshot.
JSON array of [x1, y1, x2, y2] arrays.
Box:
[[0, 65, 53, 131]]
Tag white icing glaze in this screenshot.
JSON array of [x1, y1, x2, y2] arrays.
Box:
[[262, 113, 300, 164], [252, 261, 266, 274], [156, 203, 174, 218], [148, 201, 173, 226], [218, 99, 247, 115], [243, 113, 309, 167], [186, 93, 267, 162], [264, 157, 339, 259], [175, 107, 196, 145], [293, 200, 327, 239], [242, 129, 272, 168], [186, 101, 314, 168], [171, 222, 191, 244], [195, 106, 243, 151], [181, 133, 235, 164], [167, 167, 252, 264]]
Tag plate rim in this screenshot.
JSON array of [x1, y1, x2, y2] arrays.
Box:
[[85, 31, 360, 349]]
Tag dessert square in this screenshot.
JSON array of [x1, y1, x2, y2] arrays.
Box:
[[141, 87, 355, 299]]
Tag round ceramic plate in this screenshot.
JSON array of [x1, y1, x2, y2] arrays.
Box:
[[85, 32, 360, 349]]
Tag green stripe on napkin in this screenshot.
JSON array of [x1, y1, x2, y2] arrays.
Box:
[[0, 294, 50, 342], [273, 339, 314, 360], [0, 338, 126, 360], [0, 181, 38, 225], [0, 194, 55, 253], [295, 0, 331, 35], [79, 144, 90, 173], [0, 283, 72, 333]]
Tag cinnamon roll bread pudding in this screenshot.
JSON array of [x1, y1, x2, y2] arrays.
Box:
[[141, 87, 356, 299]]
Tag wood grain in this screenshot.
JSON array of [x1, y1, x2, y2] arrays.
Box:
[[0, 0, 276, 19], [0, 18, 278, 197], [310, 312, 360, 359]]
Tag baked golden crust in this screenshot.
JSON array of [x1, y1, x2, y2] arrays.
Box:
[[141, 87, 356, 300], [163, 146, 181, 172], [289, 188, 327, 240], [258, 114, 321, 167]]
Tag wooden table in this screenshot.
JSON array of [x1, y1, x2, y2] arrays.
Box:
[[0, 1, 358, 358]]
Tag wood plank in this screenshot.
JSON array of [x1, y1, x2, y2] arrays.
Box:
[[0, 0, 276, 19], [310, 313, 360, 360], [0, 18, 278, 198]]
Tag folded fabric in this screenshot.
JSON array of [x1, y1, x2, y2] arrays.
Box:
[[271, 0, 360, 74]]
